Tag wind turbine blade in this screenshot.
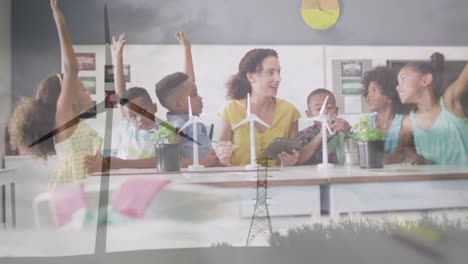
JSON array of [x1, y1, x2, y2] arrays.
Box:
[[232, 118, 250, 130], [179, 120, 193, 131], [305, 116, 321, 122], [187, 96, 192, 117], [193, 116, 208, 126], [323, 121, 336, 135], [252, 115, 270, 128], [29, 100, 107, 148], [246, 93, 251, 116], [319, 96, 329, 115]]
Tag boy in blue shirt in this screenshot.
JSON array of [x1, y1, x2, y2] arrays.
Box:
[[155, 33, 221, 167]]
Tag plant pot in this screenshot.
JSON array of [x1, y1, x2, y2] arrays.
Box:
[[154, 143, 181, 172], [344, 137, 360, 166], [356, 140, 384, 169]]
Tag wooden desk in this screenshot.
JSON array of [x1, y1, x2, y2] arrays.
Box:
[[91, 166, 328, 218], [321, 165, 468, 217], [0, 168, 16, 229]]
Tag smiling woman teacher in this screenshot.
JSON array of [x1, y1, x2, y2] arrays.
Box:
[[216, 49, 301, 167]]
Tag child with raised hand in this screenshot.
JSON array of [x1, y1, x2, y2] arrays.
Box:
[[8, 0, 102, 187], [297, 89, 350, 165], [85, 33, 179, 173], [155, 32, 222, 167], [397, 53, 468, 165]]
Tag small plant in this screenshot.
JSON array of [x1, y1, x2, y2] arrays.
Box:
[[349, 116, 384, 141], [150, 121, 177, 144]]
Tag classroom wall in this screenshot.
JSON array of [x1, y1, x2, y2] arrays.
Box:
[[0, 0, 11, 165]]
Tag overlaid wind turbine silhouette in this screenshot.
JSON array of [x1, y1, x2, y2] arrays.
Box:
[[179, 96, 207, 170], [303, 95, 336, 169], [232, 93, 270, 170]]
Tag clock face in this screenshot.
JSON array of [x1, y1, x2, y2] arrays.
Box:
[[301, 0, 341, 30]]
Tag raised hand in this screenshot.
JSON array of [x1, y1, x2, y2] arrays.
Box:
[[50, 0, 65, 26], [111, 33, 126, 58], [175, 32, 191, 48], [175, 31, 195, 82]]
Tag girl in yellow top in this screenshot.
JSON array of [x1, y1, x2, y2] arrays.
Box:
[[9, 0, 101, 187], [217, 49, 301, 166]]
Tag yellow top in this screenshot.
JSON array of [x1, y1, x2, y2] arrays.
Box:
[[49, 122, 102, 188], [219, 98, 301, 166]]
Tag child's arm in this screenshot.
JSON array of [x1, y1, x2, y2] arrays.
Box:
[[404, 147, 432, 165], [399, 116, 432, 165], [444, 63, 468, 117], [383, 120, 407, 164], [108, 157, 156, 170], [383, 151, 405, 164], [85, 153, 156, 173], [51, 0, 79, 134], [111, 33, 128, 117], [175, 32, 195, 82]]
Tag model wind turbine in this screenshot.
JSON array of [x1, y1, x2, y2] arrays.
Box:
[[179, 96, 207, 170], [232, 93, 270, 170], [304, 96, 336, 169]]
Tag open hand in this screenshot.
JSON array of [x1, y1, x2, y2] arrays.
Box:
[[175, 32, 191, 48], [111, 33, 126, 58]]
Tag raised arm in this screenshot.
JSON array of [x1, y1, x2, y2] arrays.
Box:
[[111, 33, 127, 98], [51, 0, 79, 120], [111, 33, 128, 118], [175, 32, 195, 82], [448, 63, 468, 97], [444, 63, 468, 117]]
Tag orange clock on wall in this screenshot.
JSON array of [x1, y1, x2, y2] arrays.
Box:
[[301, 0, 341, 30]]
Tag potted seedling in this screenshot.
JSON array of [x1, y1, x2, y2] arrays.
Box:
[[349, 116, 385, 169], [151, 122, 181, 171]]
